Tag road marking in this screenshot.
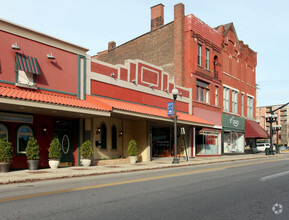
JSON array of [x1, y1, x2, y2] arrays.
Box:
[[260, 170, 289, 181], [0, 158, 287, 203]]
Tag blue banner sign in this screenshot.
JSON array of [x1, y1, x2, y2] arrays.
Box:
[[167, 102, 174, 116]]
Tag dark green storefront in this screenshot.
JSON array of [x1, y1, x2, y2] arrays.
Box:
[[222, 113, 245, 154]]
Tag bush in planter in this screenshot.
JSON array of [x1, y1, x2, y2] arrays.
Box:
[[49, 137, 61, 160], [80, 140, 93, 167], [0, 137, 12, 162], [128, 140, 138, 156], [0, 137, 12, 172], [80, 140, 93, 159], [48, 137, 62, 169], [25, 137, 40, 170], [25, 137, 40, 160]]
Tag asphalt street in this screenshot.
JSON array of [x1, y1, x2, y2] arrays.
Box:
[[1, 156, 289, 220]]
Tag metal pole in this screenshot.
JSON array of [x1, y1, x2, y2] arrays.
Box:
[[172, 94, 179, 164], [269, 107, 274, 155]]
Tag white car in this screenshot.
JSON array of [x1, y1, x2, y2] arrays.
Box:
[[256, 143, 270, 152]]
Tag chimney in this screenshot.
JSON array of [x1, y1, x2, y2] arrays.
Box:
[[151, 4, 164, 31], [108, 41, 116, 51], [174, 3, 185, 86]]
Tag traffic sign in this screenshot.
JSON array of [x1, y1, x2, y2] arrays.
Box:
[[167, 102, 174, 116]]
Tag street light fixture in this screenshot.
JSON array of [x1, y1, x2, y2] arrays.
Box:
[[172, 88, 179, 164], [273, 124, 282, 153], [265, 111, 278, 155]]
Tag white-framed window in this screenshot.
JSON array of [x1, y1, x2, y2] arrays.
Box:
[[215, 86, 219, 106], [0, 124, 8, 139], [241, 93, 244, 116], [197, 44, 202, 66], [223, 87, 230, 112], [17, 125, 33, 154], [247, 96, 254, 118], [205, 48, 210, 70], [196, 80, 209, 103], [232, 90, 238, 114]]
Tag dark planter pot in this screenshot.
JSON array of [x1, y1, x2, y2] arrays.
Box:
[[27, 160, 39, 170], [0, 162, 10, 173]]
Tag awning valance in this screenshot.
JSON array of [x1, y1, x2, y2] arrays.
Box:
[[245, 119, 269, 139], [15, 52, 40, 75]]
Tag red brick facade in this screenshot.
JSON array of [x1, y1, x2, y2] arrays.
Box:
[[96, 3, 257, 123]]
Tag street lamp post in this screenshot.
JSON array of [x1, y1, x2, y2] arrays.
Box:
[[273, 124, 282, 153], [265, 110, 278, 155], [172, 88, 179, 164]]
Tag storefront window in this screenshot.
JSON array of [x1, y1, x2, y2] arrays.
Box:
[[152, 127, 171, 157], [17, 125, 33, 154], [223, 132, 244, 153], [0, 124, 8, 139], [196, 131, 221, 155]]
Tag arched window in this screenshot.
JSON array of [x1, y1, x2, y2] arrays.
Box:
[[17, 125, 33, 154], [0, 124, 8, 139], [100, 123, 107, 149], [111, 126, 117, 150]]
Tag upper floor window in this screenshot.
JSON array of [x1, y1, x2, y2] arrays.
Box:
[[223, 87, 230, 112], [197, 44, 202, 66], [247, 96, 254, 118], [100, 123, 107, 150], [15, 53, 40, 89], [0, 124, 8, 139], [205, 48, 210, 70], [232, 90, 238, 114], [196, 80, 209, 103], [111, 126, 117, 150], [17, 125, 33, 154], [215, 87, 219, 106]]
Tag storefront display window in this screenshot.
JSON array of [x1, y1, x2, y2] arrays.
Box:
[[152, 127, 171, 157], [223, 132, 244, 153], [196, 131, 221, 155]]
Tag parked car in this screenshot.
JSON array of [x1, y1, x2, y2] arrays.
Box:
[[256, 143, 270, 152]]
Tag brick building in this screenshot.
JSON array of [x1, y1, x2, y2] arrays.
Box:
[[95, 3, 265, 155]]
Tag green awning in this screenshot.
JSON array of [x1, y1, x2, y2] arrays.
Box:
[[15, 52, 40, 75]]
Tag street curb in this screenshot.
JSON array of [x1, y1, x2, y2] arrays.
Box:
[[0, 154, 283, 185]]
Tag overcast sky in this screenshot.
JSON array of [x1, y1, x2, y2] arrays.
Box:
[[1, 0, 288, 107]]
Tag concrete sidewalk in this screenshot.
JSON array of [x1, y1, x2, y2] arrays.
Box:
[[0, 153, 286, 185]]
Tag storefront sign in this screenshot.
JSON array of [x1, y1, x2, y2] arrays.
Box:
[[222, 113, 245, 132], [0, 112, 33, 123], [167, 102, 174, 116]]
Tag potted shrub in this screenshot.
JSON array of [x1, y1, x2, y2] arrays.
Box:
[[48, 137, 62, 169], [80, 140, 93, 167], [0, 137, 12, 172], [25, 137, 40, 170], [128, 139, 138, 164]]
